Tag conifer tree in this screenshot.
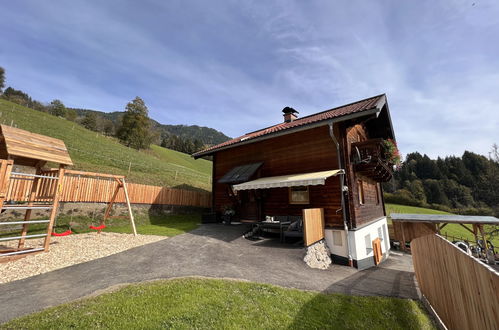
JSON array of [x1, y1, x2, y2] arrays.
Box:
[[0, 67, 5, 93]]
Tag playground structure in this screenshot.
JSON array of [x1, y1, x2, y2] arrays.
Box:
[[60, 169, 137, 236], [0, 125, 136, 261]]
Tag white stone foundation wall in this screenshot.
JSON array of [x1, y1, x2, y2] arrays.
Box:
[[304, 239, 332, 270]]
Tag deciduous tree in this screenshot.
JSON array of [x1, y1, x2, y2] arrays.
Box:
[[117, 97, 152, 150], [81, 112, 98, 131], [66, 108, 77, 122], [49, 99, 67, 117]]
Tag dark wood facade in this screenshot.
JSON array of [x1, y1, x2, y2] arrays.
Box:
[[214, 126, 344, 227]]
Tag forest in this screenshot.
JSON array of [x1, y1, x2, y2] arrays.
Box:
[[384, 148, 499, 217]]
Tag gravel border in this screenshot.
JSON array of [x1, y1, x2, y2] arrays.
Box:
[[0, 233, 165, 284]]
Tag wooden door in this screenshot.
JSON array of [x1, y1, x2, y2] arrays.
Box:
[[239, 190, 259, 220], [372, 238, 382, 265]]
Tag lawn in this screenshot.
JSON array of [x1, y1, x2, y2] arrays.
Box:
[[103, 214, 201, 236], [0, 99, 212, 190], [1, 278, 435, 330], [386, 203, 499, 247], [0, 213, 201, 239]]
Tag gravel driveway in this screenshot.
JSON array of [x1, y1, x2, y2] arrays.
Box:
[[0, 233, 165, 284], [0, 224, 419, 323]]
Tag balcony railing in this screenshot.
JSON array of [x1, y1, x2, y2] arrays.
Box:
[[351, 138, 393, 182]]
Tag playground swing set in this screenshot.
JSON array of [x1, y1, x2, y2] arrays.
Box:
[[0, 125, 136, 261]]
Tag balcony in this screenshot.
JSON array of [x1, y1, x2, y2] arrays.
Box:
[[351, 138, 393, 182]]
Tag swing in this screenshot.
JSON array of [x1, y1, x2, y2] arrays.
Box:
[[51, 229, 72, 236], [52, 205, 73, 237], [89, 224, 106, 231], [83, 174, 136, 235], [89, 204, 106, 232], [51, 219, 72, 237]]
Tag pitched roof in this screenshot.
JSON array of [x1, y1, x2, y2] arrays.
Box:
[[193, 94, 386, 158], [0, 125, 73, 166]]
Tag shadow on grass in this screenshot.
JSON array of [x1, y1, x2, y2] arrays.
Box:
[[289, 290, 435, 329], [289, 266, 434, 330], [171, 183, 210, 193]]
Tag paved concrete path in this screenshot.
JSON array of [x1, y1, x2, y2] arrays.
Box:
[[0, 224, 419, 323]]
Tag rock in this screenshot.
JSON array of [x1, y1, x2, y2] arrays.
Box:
[[303, 239, 332, 270]]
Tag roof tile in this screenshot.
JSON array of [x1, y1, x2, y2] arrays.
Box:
[[194, 94, 384, 157]]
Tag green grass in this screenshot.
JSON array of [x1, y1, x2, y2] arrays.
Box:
[[0, 213, 201, 238], [103, 214, 201, 236], [1, 278, 435, 330], [386, 203, 498, 247], [0, 99, 211, 190]]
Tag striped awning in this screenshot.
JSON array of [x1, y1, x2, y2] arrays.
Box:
[[232, 169, 344, 191]]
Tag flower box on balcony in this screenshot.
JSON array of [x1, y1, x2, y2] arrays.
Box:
[[351, 138, 394, 182]]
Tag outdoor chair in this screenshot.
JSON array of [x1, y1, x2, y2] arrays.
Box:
[[282, 218, 303, 243]]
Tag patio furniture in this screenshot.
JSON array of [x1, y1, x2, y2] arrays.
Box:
[[251, 216, 290, 238], [282, 218, 304, 243]]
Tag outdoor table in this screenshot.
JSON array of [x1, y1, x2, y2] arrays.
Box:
[[255, 220, 291, 242]]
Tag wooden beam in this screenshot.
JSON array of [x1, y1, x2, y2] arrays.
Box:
[[102, 183, 121, 228], [43, 165, 65, 251], [64, 169, 125, 179], [0, 160, 13, 211], [458, 223, 475, 235], [121, 178, 137, 236], [477, 224, 489, 252], [401, 222, 406, 251]]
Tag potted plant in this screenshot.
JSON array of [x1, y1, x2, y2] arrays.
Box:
[[381, 139, 401, 167], [222, 205, 236, 225]]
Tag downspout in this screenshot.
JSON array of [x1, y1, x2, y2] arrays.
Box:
[[328, 122, 353, 267]]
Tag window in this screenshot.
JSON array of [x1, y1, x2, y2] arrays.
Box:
[[375, 183, 380, 205], [333, 231, 343, 246], [357, 180, 365, 205], [364, 233, 372, 254], [289, 186, 309, 204], [382, 224, 390, 251], [378, 227, 383, 241]]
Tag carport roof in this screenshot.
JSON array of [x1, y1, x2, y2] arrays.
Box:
[[390, 213, 499, 225]]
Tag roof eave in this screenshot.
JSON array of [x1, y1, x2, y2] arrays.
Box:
[[192, 103, 385, 159]]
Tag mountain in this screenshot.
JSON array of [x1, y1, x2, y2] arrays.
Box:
[[72, 108, 231, 146]]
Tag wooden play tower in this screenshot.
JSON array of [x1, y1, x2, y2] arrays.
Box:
[[0, 124, 73, 259]]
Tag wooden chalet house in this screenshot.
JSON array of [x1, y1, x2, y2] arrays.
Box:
[[193, 94, 396, 269]]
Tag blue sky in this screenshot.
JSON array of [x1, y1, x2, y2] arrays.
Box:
[[1, 0, 498, 158]]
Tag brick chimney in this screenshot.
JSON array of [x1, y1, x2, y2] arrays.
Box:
[[282, 107, 299, 123]]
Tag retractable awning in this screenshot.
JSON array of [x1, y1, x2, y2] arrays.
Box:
[[232, 169, 344, 191]]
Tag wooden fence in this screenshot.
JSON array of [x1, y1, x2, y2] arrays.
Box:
[[411, 234, 499, 330], [5, 170, 211, 208]]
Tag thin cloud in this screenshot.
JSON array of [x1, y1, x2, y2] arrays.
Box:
[[0, 0, 497, 158]]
